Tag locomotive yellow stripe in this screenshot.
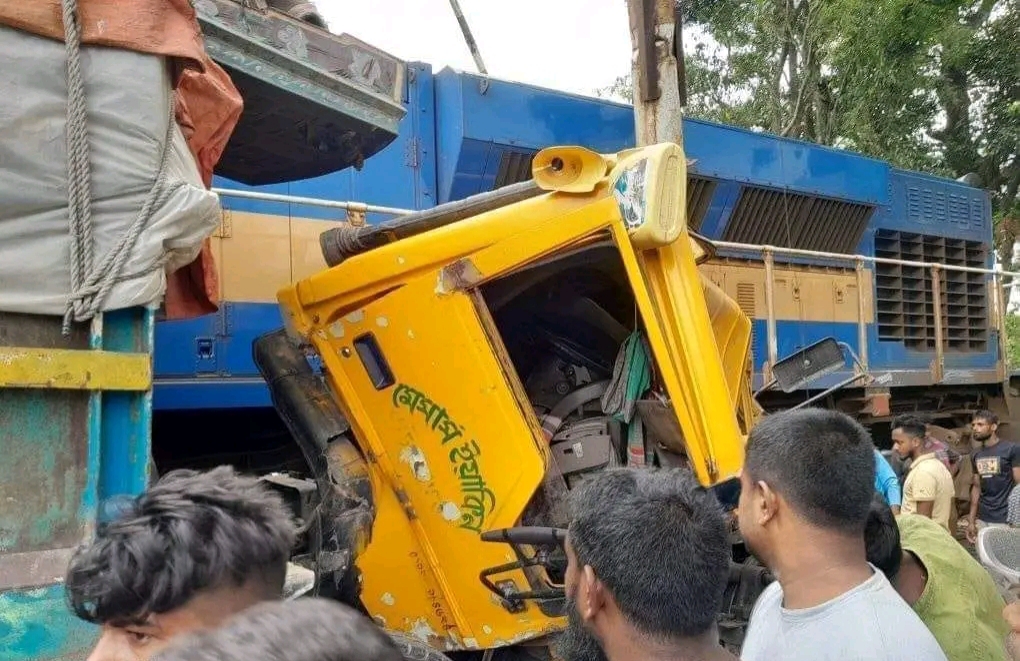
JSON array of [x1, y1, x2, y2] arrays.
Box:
[[209, 210, 346, 304], [699, 260, 875, 325]]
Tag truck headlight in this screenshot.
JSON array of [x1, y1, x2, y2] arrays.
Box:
[[609, 143, 687, 249]]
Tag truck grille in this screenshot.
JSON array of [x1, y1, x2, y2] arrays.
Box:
[[874, 229, 989, 352]]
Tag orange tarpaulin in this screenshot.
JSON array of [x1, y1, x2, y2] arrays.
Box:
[[0, 0, 241, 319]]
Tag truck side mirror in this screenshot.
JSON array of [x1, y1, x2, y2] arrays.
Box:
[[771, 337, 847, 393], [758, 338, 871, 411]]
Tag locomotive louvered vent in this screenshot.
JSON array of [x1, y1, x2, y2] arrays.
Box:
[[735, 282, 757, 317], [736, 282, 757, 365], [493, 150, 716, 230], [874, 230, 988, 352], [722, 187, 874, 254], [685, 177, 715, 232], [494, 151, 534, 190]]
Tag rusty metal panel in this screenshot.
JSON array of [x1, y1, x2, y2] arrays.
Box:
[[0, 390, 89, 555], [0, 347, 152, 390]]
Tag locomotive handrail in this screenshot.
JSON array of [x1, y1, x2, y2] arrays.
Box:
[[714, 241, 1020, 281], [211, 188, 413, 217]]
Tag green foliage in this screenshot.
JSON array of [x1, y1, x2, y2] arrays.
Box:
[[1005, 313, 1020, 368], [600, 0, 1020, 263]]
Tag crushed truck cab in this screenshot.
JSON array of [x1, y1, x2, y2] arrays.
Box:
[[256, 143, 755, 651]]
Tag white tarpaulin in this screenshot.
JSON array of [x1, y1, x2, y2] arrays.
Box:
[[0, 23, 221, 317]]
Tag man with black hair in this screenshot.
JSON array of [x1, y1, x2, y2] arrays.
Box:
[[967, 410, 1020, 542], [153, 598, 404, 661], [864, 494, 1009, 661], [892, 414, 955, 531], [66, 465, 297, 661], [737, 408, 946, 661], [557, 467, 736, 661]]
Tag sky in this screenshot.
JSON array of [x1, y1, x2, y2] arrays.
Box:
[[317, 0, 633, 98]]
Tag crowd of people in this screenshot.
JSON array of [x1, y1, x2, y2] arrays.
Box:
[[68, 409, 1020, 661], [887, 410, 1020, 539]]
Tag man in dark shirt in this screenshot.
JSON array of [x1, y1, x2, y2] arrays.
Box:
[[966, 410, 1020, 542]]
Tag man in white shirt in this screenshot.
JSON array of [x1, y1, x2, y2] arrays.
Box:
[[736, 408, 948, 661]]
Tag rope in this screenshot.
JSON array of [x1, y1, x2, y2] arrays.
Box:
[[60, 0, 92, 333], [59, 0, 176, 334]]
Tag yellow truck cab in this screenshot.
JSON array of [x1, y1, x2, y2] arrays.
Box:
[[254, 142, 758, 653]]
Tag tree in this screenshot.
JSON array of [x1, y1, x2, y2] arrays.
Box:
[[1006, 313, 1020, 367], [597, 0, 1020, 267]]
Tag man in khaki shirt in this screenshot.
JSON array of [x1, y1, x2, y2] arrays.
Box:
[[893, 415, 956, 531]]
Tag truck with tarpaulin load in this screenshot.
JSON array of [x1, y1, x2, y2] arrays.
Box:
[[0, 0, 405, 658]]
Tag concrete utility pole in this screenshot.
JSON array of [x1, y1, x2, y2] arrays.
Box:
[[625, 0, 686, 147]]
